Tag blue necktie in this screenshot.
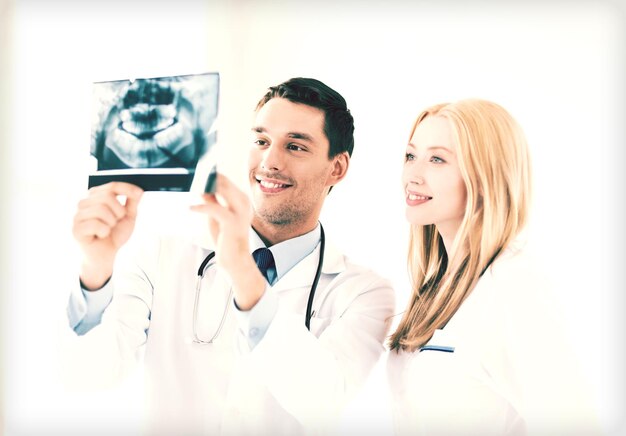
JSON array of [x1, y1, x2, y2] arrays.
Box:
[[253, 247, 275, 284]]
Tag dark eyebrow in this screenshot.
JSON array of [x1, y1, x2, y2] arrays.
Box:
[[287, 132, 313, 142], [251, 126, 314, 142]]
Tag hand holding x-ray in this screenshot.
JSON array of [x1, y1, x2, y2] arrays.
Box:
[[190, 173, 266, 310], [72, 182, 144, 290]]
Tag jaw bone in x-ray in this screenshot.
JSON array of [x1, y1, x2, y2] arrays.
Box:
[[88, 72, 219, 191]]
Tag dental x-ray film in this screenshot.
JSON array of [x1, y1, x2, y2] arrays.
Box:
[[88, 72, 219, 191]]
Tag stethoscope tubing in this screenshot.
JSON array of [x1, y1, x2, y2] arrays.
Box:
[[194, 224, 325, 343]]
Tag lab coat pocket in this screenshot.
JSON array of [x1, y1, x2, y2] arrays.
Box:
[[408, 329, 460, 388], [407, 330, 508, 435]]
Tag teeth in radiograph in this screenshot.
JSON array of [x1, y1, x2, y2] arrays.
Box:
[[105, 120, 193, 168], [119, 104, 178, 137]]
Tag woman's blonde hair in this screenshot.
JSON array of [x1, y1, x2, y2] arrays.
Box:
[[389, 99, 532, 352]]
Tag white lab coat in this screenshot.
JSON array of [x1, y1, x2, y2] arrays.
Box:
[[386, 239, 600, 436], [61, 229, 395, 436]]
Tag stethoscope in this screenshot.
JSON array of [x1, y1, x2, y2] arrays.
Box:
[[192, 224, 325, 344]]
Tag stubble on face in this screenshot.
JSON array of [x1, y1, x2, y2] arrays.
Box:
[[251, 168, 330, 228]]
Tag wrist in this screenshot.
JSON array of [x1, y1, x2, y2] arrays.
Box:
[[232, 256, 267, 311], [79, 258, 114, 291], [79, 275, 111, 292]]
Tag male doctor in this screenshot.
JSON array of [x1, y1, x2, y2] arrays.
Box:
[[67, 77, 395, 435]]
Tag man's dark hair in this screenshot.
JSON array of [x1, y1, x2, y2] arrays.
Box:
[[256, 77, 355, 158]]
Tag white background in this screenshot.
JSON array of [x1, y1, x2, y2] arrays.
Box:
[[2, 0, 624, 435]]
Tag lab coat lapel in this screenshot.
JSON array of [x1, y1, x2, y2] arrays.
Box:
[[271, 239, 346, 293]]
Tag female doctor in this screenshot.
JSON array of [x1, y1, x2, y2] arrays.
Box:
[[387, 99, 601, 435]]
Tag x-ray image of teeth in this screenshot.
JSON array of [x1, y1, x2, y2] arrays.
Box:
[[88, 72, 219, 191]]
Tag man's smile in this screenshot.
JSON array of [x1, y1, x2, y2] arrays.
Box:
[[255, 175, 294, 193]]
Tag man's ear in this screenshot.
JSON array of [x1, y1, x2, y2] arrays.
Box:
[[327, 152, 350, 188]]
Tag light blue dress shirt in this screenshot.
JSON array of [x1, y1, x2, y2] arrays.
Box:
[[235, 224, 321, 348]]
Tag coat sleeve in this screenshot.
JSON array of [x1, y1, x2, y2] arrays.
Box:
[[59, 233, 158, 390], [235, 268, 395, 430], [487, 250, 602, 435], [67, 279, 114, 335]]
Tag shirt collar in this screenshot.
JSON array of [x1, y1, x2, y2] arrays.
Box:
[[249, 223, 321, 282]]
